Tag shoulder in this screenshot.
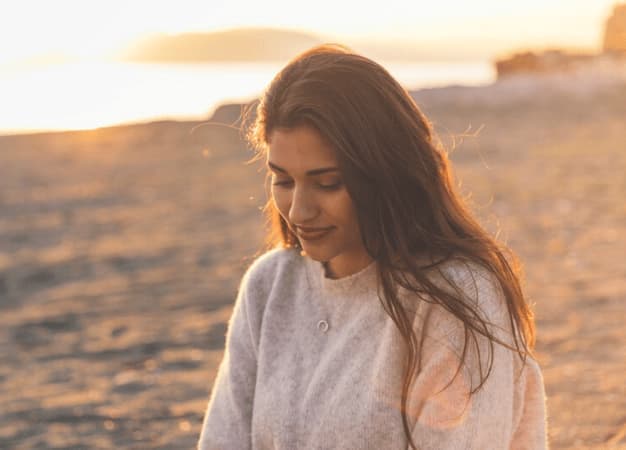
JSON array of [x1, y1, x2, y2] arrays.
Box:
[[239, 246, 306, 295], [232, 247, 305, 328], [429, 257, 507, 322], [414, 256, 516, 350]]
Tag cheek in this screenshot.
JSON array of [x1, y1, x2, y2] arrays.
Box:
[[327, 193, 360, 229]]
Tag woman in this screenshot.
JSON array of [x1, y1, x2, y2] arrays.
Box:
[[198, 44, 548, 449]]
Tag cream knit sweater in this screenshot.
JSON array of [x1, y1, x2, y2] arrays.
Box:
[[198, 248, 548, 449]]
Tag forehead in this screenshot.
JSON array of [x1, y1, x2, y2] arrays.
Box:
[[267, 126, 338, 171]]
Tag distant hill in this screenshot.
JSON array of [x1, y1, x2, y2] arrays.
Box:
[[118, 26, 506, 64], [119, 28, 326, 62]]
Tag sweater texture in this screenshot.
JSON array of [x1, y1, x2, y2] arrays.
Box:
[[198, 248, 548, 449]]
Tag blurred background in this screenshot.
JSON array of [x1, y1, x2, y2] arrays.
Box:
[[1, 1, 625, 448]]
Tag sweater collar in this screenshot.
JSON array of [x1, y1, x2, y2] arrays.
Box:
[[304, 256, 379, 298]]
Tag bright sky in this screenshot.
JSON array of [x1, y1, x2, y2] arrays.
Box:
[[0, 0, 620, 65]]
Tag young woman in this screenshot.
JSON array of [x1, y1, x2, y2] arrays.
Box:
[[198, 44, 548, 449]]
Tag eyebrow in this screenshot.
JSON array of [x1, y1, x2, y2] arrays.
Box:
[[267, 161, 340, 176]]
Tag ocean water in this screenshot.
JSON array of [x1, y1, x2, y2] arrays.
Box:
[[0, 61, 494, 135]]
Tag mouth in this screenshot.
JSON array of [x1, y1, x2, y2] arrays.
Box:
[[296, 226, 335, 241]]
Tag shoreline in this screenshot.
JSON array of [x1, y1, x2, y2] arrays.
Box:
[[0, 59, 494, 138], [3, 68, 625, 139]]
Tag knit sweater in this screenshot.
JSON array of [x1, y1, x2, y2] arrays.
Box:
[[198, 248, 548, 449]]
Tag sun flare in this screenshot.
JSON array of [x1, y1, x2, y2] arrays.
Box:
[[0, 0, 619, 65]]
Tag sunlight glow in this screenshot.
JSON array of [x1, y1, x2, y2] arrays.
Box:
[[1, 0, 621, 134], [0, 0, 619, 65], [0, 60, 494, 134], [0, 61, 279, 133]]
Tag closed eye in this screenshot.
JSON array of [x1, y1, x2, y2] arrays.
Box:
[[272, 180, 293, 187], [318, 181, 343, 190], [271, 177, 343, 191]]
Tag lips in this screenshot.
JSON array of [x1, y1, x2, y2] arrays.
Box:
[[296, 226, 334, 241]]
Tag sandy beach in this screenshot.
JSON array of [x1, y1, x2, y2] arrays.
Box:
[[1, 74, 625, 449]]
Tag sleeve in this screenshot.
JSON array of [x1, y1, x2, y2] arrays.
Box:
[[406, 264, 548, 450], [198, 273, 259, 450]]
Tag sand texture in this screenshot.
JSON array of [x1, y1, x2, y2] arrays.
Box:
[[1, 76, 625, 449]]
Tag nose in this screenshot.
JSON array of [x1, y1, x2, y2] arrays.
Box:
[[288, 185, 319, 225]]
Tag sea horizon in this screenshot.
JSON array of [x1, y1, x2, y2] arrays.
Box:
[[0, 60, 495, 137]]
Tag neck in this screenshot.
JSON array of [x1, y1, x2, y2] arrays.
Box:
[[323, 253, 374, 279]]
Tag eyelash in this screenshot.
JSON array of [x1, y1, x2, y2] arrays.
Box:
[[272, 180, 342, 191]]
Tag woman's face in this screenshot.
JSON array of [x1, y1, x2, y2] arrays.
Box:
[[267, 125, 372, 279]]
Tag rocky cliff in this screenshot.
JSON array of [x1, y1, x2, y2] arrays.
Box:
[[604, 3, 626, 53], [496, 3, 626, 79]]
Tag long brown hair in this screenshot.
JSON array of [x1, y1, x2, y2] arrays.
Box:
[[244, 43, 535, 449]]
